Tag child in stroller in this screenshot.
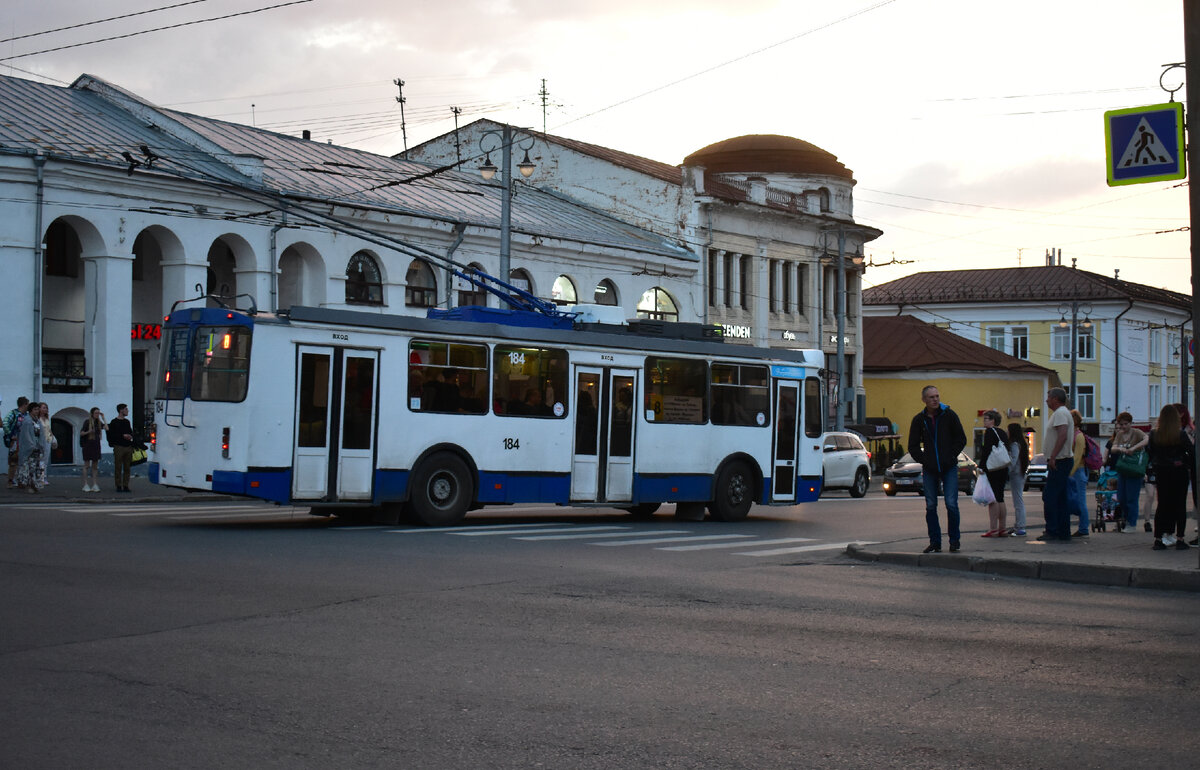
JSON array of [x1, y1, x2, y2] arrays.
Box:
[[1093, 468, 1123, 532]]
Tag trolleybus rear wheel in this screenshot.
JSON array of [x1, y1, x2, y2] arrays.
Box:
[[708, 460, 754, 522], [410, 452, 473, 526]]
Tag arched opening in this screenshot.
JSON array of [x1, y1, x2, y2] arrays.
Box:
[[509, 268, 533, 296], [551, 275, 577, 306], [593, 279, 618, 306], [818, 187, 831, 213], [278, 242, 324, 310], [405, 259, 437, 308], [458, 262, 487, 307], [637, 287, 678, 322], [346, 251, 383, 305], [206, 240, 237, 305], [41, 218, 86, 395]]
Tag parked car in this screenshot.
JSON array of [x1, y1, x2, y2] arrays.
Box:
[[820, 431, 872, 497], [1024, 453, 1048, 490], [882, 451, 979, 496]]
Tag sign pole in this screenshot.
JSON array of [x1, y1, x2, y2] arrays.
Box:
[[1184, 0, 1200, 568]]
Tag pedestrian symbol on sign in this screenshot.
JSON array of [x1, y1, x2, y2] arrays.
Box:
[[1120, 120, 1171, 168]]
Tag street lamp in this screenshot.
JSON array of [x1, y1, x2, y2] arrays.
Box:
[[1057, 301, 1093, 410], [478, 125, 536, 286], [821, 225, 867, 432]]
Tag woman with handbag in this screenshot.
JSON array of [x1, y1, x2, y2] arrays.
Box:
[[1105, 412, 1148, 532], [980, 410, 1010, 537]]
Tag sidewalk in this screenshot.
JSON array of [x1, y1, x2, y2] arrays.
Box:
[[3, 467, 229, 505], [845, 521, 1200, 593]]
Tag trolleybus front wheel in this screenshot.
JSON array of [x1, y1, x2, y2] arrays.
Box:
[[410, 452, 473, 526], [708, 460, 754, 522]]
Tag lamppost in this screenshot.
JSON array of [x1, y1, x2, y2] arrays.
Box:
[[478, 125, 535, 287], [821, 226, 866, 431], [1057, 301, 1093, 410]]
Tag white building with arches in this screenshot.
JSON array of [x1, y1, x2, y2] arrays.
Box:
[[0, 73, 697, 467]]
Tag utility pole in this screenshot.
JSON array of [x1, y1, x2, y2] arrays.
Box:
[[539, 79, 549, 134], [1182, 0, 1200, 568], [393, 78, 409, 156], [451, 106, 463, 164]]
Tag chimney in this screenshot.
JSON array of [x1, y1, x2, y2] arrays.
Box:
[[302, 130, 311, 140]]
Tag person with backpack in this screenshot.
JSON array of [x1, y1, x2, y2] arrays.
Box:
[[4, 396, 29, 488], [1068, 410, 1091, 537], [1148, 404, 1195, 551]]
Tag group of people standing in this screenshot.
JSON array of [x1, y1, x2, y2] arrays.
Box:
[[4, 398, 139, 493], [909, 384, 1196, 553]]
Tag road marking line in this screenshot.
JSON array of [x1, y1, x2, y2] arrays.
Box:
[[734, 541, 875, 556], [453, 525, 628, 537], [591, 534, 754, 547], [110, 507, 287, 517], [167, 511, 306, 521], [658, 537, 815, 552], [515, 529, 689, 541], [387, 522, 579, 534]]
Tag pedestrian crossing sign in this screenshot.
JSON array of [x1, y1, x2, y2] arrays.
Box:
[[1105, 102, 1186, 186]]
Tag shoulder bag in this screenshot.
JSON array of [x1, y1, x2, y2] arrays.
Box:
[[1115, 448, 1148, 478], [985, 429, 1011, 471]]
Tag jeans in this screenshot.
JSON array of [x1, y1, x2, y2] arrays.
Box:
[[922, 467, 961, 547], [1067, 467, 1088, 533], [1009, 471, 1026, 530], [1116, 473, 1143, 529], [1042, 457, 1072, 539]]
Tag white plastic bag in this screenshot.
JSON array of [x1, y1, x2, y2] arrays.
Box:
[[986, 442, 1011, 471], [972, 474, 995, 506]]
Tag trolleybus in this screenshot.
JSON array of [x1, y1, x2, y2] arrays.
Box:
[[150, 301, 826, 525]]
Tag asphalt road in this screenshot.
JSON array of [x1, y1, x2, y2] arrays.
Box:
[[1, 494, 1198, 768]]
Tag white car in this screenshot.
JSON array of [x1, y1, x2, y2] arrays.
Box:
[[820, 431, 872, 498]]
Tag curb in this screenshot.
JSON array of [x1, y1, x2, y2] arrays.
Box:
[[844, 543, 1200, 593]]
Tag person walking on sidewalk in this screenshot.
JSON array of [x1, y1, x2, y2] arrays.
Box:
[[1147, 404, 1195, 551], [1006, 422, 1030, 536], [979, 410, 1009, 538], [106, 403, 135, 493], [908, 385, 967, 554], [1040, 388, 1074, 542]]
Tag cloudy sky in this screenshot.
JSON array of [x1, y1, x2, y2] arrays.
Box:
[[3, 0, 1191, 291]]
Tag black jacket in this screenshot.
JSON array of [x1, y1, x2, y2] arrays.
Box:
[[107, 417, 134, 448], [908, 403, 967, 473]]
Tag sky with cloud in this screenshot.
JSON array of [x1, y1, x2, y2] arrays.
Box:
[[2, 0, 1191, 291]]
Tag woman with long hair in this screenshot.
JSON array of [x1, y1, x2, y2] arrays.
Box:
[[980, 410, 1009, 537], [1148, 404, 1195, 550], [1068, 409, 1089, 537], [1006, 423, 1030, 536], [79, 407, 106, 492]]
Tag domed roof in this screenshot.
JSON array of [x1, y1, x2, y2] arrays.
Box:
[[683, 134, 852, 180]]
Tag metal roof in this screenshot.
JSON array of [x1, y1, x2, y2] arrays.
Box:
[[864, 266, 1190, 308], [863, 315, 1059, 378], [0, 73, 694, 262]]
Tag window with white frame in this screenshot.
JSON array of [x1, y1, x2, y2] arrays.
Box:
[[1067, 385, 1095, 420], [1052, 326, 1094, 360], [987, 327, 1006, 352], [1149, 329, 1162, 364], [1167, 385, 1179, 406], [1011, 327, 1028, 359], [1150, 384, 1162, 416]]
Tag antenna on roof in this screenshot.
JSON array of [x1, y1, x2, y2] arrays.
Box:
[[394, 78, 409, 157], [451, 106, 463, 164]]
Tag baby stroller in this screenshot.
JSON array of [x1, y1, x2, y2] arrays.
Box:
[[1092, 468, 1123, 532]]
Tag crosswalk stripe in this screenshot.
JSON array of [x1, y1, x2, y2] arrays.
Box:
[[658, 537, 815, 552], [453, 525, 628, 537], [167, 511, 307, 521], [515, 529, 689, 541], [734, 541, 873, 556], [111, 507, 290, 517], [387, 522, 575, 534], [591, 534, 754, 547]]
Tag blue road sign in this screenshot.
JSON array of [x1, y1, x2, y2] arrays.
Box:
[[1105, 102, 1186, 186]]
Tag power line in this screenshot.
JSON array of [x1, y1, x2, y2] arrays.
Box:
[[0, 0, 313, 61], [0, 0, 215, 44]]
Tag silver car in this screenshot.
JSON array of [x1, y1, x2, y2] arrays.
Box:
[[820, 431, 871, 497]]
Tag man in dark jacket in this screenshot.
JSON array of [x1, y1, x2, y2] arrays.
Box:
[[908, 385, 967, 553], [106, 403, 135, 493]]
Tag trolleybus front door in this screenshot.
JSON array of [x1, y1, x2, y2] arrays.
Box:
[[292, 346, 379, 502], [570, 367, 636, 503], [771, 379, 800, 502]]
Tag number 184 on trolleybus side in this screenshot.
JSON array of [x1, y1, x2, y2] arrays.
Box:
[[149, 302, 826, 525]]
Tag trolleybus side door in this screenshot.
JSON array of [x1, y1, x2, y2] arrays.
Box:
[[771, 379, 800, 502], [570, 367, 637, 503], [292, 346, 379, 502]]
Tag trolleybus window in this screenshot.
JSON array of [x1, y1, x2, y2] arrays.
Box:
[[190, 326, 251, 402], [645, 357, 706, 423], [804, 377, 823, 438], [157, 326, 190, 400], [710, 363, 769, 427], [408, 340, 488, 414], [297, 353, 329, 447], [494, 345, 568, 418], [341, 356, 376, 450]]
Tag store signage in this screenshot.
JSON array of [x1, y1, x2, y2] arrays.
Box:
[[131, 323, 162, 340]]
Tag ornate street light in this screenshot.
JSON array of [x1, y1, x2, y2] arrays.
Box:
[[478, 126, 536, 287], [1057, 301, 1093, 411]]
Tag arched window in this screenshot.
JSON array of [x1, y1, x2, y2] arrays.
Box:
[[551, 275, 577, 306], [458, 262, 487, 307], [593, 279, 618, 306], [818, 187, 832, 213], [405, 259, 436, 308], [44, 219, 81, 278], [346, 251, 383, 305], [637, 287, 678, 322], [509, 268, 533, 295]]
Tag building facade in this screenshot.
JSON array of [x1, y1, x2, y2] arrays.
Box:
[[0, 74, 696, 465], [407, 122, 881, 421], [863, 266, 1192, 432]]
